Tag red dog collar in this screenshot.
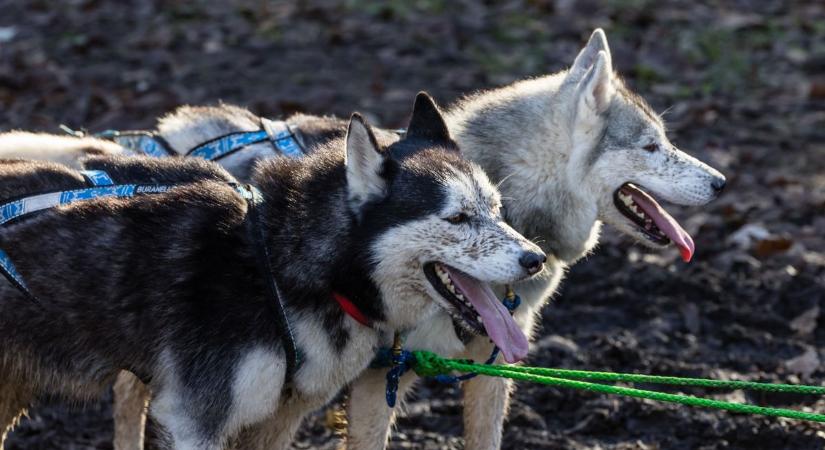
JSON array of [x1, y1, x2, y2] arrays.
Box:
[[333, 292, 371, 327]]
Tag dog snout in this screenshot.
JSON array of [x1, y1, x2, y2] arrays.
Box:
[[519, 250, 546, 275], [710, 175, 726, 196]]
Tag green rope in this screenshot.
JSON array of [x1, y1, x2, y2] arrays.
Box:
[[412, 351, 825, 423], [486, 363, 825, 395]]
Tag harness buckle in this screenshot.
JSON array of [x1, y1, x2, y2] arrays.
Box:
[[59, 124, 88, 138]]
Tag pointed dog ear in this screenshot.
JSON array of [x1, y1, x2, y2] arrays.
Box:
[[345, 113, 388, 214], [568, 28, 612, 82], [405, 92, 452, 145], [575, 50, 614, 120]]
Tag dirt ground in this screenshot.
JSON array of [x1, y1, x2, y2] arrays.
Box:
[[1, 0, 824, 449]]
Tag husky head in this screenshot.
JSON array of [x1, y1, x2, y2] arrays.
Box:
[[348, 93, 545, 363], [447, 30, 726, 265], [563, 30, 726, 262]]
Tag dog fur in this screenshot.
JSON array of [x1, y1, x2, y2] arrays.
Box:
[[0, 131, 122, 168], [0, 95, 544, 449], [0, 29, 725, 450]]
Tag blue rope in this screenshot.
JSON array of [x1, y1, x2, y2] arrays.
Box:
[[383, 292, 522, 407], [385, 349, 416, 407]]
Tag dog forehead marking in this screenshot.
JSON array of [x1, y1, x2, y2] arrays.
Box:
[[441, 164, 499, 214]]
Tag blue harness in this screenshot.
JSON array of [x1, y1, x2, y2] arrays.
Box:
[[65, 118, 306, 161]]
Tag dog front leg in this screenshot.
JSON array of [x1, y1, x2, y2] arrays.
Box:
[[462, 374, 513, 450], [459, 334, 519, 450], [113, 370, 151, 450], [231, 396, 315, 450], [463, 295, 542, 450], [345, 368, 418, 450]]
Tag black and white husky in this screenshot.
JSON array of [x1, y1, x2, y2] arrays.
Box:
[[0, 95, 545, 450]]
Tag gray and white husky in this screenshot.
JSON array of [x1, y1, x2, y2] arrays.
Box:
[[0, 95, 545, 450], [0, 29, 725, 450]]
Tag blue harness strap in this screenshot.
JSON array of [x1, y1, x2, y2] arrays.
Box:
[[93, 130, 174, 158], [186, 130, 270, 160], [0, 186, 140, 226], [186, 119, 306, 161], [0, 249, 29, 300], [260, 118, 306, 158], [80, 170, 115, 186], [66, 118, 307, 162]]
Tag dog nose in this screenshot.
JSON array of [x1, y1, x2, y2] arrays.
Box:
[[711, 176, 726, 195], [519, 251, 546, 275]]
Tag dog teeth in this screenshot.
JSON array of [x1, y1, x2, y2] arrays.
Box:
[[619, 192, 634, 208], [435, 263, 465, 297], [437, 268, 453, 287], [619, 191, 649, 221], [633, 205, 646, 220], [436, 267, 448, 281]]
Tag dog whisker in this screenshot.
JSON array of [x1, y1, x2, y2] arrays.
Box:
[[495, 171, 520, 189]]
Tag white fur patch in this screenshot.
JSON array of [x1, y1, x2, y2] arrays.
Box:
[[0, 132, 124, 168], [402, 313, 465, 355], [226, 346, 285, 434], [149, 350, 206, 450], [289, 310, 378, 399]]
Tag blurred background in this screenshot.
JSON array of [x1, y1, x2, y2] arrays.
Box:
[[1, 1, 824, 448]]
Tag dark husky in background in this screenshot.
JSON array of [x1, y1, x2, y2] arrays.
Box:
[[0, 96, 545, 449]]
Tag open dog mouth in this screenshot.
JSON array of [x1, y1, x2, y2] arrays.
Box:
[[423, 262, 528, 363], [613, 182, 695, 262]]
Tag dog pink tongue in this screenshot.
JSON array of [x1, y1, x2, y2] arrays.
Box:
[[443, 267, 529, 363], [627, 186, 695, 262]]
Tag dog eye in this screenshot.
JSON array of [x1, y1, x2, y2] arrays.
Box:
[[642, 143, 659, 152], [444, 213, 469, 224]]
